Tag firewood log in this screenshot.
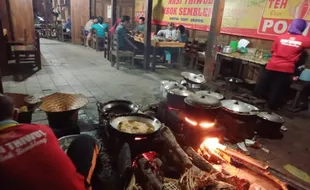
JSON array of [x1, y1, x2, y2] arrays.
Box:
[[183, 146, 214, 172], [138, 157, 163, 190], [160, 126, 193, 169]]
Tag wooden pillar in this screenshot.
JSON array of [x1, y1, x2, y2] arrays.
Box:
[[111, 0, 117, 25], [203, 0, 225, 78], [90, 0, 96, 17], [143, 0, 153, 70], [43, 0, 48, 31], [71, 0, 90, 44]]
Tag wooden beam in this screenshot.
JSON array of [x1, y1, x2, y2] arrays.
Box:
[[143, 0, 153, 70], [203, 0, 225, 78], [71, 0, 90, 44], [43, 0, 48, 31], [111, 0, 117, 25], [90, 0, 95, 17]]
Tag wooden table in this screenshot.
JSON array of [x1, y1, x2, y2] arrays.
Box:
[[214, 52, 269, 83], [134, 36, 185, 71]]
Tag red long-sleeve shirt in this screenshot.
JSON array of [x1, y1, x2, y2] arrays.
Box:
[[266, 33, 310, 73], [0, 124, 86, 190]]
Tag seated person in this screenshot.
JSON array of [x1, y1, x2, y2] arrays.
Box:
[[135, 17, 145, 34], [91, 16, 108, 39], [109, 18, 121, 36], [156, 22, 177, 41], [115, 15, 132, 51], [64, 17, 72, 32], [0, 94, 99, 190], [176, 25, 187, 42], [84, 16, 98, 47]]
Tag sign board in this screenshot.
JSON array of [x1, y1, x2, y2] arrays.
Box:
[[135, 0, 310, 40]]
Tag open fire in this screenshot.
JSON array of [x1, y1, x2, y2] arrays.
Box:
[[184, 117, 215, 128]]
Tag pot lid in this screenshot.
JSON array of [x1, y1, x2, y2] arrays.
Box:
[[168, 88, 193, 97], [221, 100, 258, 114], [181, 72, 206, 84], [196, 91, 224, 100], [257, 112, 284, 123], [185, 94, 222, 109]]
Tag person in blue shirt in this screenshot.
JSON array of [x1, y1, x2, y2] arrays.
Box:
[[135, 17, 145, 34], [115, 15, 131, 51], [91, 16, 108, 39]]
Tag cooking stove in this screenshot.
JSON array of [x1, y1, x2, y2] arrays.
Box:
[[98, 108, 163, 159], [155, 101, 225, 149]]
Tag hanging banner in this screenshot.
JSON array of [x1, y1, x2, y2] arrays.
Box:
[[135, 0, 310, 40], [258, 0, 310, 38]]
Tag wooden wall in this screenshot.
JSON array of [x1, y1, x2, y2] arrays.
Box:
[[0, 0, 12, 40], [9, 0, 35, 44], [95, 0, 111, 25], [71, 0, 90, 44]]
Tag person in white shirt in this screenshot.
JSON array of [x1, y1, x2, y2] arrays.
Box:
[[84, 16, 98, 47], [156, 22, 177, 41]]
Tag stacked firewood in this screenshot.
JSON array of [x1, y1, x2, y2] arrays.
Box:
[[128, 126, 250, 190]]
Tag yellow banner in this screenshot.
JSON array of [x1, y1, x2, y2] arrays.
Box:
[[135, 0, 310, 40]]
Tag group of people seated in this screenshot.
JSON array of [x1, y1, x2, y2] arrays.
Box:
[[81, 14, 188, 64], [110, 15, 187, 62], [83, 16, 109, 48]]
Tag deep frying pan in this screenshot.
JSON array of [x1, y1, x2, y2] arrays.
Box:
[[109, 113, 162, 138]]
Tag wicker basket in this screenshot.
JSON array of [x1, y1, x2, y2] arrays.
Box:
[[39, 93, 88, 129], [40, 92, 88, 112]]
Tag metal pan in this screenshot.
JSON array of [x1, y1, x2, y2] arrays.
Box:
[[97, 100, 140, 115], [109, 113, 162, 137]]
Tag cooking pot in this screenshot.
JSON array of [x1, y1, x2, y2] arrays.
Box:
[[222, 46, 233, 54], [109, 113, 162, 139], [184, 93, 222, 121], [97, 100, 140, 118], [255, 111, 285, 138], [167, 87, 193, 109], [196, 91, 224, 100], [221, 99, 258, 116], [160, 80, 184, 99], [181, 72, 206, 84]]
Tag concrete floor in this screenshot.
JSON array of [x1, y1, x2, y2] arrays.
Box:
[[2, 39, 310, 187]]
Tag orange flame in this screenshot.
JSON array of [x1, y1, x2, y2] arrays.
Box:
[[200, 138, 226, 153], [135, 137, 147, 141], [199, 122, 215, 128], [185, 117, 215, 128], [185, 117, 197, 126]]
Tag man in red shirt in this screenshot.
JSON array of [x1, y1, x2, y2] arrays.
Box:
[[255, 19, 310, 109], [0, 94, 99, 190]]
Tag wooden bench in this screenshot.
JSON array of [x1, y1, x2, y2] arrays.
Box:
[[56, 25, 71, 42], [10, 31, 41, 72], [111, 35, 135, 70], [91, 30, 104, 51]]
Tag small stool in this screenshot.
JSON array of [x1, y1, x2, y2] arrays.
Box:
[[285, 81, 310, 112]]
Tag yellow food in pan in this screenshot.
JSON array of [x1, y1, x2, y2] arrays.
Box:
[[118, 120, 155, 134]]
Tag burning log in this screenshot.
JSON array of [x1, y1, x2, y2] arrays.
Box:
[[137, 157, 163, 190], [183, 146, 214, 172], [160, 126, 193, 169]]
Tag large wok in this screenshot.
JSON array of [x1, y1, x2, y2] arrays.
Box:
[[109, 113, 162, 138]]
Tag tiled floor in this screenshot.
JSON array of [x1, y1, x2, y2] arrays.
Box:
[[3, 39, 310, 186], [3, 39, 183, 127]]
